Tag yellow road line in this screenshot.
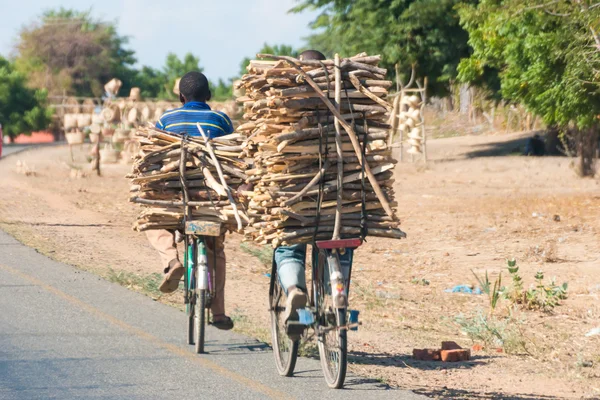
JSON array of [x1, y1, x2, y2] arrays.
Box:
[[0, 263, 290, 400]]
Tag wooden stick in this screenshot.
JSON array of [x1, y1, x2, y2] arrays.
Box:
[[349, 73, 393, 112], [283, 160, 330, 206], [197, 124, 243, 231], [260, 54, 395, 218], [333, 53, 344, 240]]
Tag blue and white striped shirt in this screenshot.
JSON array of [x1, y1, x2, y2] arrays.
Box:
[[155, 101, 234, 138]]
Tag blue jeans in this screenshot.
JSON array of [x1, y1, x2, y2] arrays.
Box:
[[274, 244, 353, 293]]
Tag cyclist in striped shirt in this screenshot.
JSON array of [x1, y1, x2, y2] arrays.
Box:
[[155, 71, 234, 137], [146, 71, 234, 330]]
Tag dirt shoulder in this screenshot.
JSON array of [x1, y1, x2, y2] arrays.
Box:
[[0, 133, 598, 399]]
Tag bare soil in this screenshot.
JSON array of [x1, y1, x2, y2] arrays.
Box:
[[0, 132, 599, 399]]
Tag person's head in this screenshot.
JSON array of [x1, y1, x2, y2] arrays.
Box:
[[179, 71, 211, 104], [298, 50, 326, 61]]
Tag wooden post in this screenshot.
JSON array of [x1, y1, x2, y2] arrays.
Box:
[[398, 91, 404, 162], [389, 95, 400, 146], [92, 133, 102, 176], [421, 78, 428, 162], [333, 54, 344, 240]]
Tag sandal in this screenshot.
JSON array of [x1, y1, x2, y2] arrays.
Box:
[[159, 261, 184, 294], [211, 315, 234, 331]]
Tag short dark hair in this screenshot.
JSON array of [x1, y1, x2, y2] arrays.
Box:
[[299, 50, 326, 61], [179, 71, 211, 102]]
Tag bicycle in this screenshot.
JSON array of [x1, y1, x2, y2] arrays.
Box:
[[183, 221, 221, 354], [269, 238, 362, 389], [178, 134, 222, 354]]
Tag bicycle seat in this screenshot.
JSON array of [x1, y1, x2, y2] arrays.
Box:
[[315, 238, 362, 250], [185, 220, 222, 237]]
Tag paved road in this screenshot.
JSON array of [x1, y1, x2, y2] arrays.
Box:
[[2, 145, 30, 157], [0, 230, 425, 399]]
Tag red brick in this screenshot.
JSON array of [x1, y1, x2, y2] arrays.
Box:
[[441, 341, 462, 351], [441, 349, 471, 362], [472, 344, 484, 352], [412, 348, 441, 361]]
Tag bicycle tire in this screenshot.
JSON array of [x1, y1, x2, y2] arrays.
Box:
[[316, 252, 348, 389], [269, 260, 299, 376], [195, 288, 206, 354], [187, 303, 195, 345], [186, 241, 195, 346]]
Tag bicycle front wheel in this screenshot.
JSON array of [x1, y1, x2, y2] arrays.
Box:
[[195, 288, 206, 354], [269, 260, 299, 376], [187, 303, 195, 345]]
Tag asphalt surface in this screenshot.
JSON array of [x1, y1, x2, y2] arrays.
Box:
[[0, 229, 426, 399], [2, 145, 30, 157]]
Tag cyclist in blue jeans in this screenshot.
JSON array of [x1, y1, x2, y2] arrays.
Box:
[[275, 243, 353, 322], [275, 49, 355, 324]]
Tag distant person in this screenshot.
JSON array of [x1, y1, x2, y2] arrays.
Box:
[[147, 71, 235, 330], [524, 133, 545, 156]]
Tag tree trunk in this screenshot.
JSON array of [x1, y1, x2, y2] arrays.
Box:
[[578, 126, 598, 177]]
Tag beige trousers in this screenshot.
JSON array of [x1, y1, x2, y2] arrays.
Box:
[[145, 229, 226, 316]]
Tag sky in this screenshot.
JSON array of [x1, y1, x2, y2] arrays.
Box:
[[0, 0, 321, 81]]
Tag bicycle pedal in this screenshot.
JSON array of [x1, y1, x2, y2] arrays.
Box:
[[348, 309, 360, 331], [297, 308, 315, 325]]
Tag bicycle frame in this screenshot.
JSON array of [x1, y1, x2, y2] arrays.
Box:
[[313, 239, 360, 311], [183, 236, 215, 307]]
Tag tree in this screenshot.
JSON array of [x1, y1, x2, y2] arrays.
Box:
[[14, 8, 136, 97], [0, 57, 52, 141], [211, 78, 233, 101], [132, 66, 167, 99], [239, 43, 299, 77], [291, 0, 478, 96], [129, 53, 202, 100], [458, 0, 600, 175]]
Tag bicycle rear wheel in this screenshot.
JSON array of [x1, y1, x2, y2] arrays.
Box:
[[269, 260, 299, 376], [316, 251, 347, 389]]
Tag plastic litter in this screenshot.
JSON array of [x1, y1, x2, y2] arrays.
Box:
[[585, 327, 600, 337], [445, 285, 483, 295]]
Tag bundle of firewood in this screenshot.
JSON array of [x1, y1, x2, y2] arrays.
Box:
[[235, 53, 405, 247], [127, 126, 250, 232]]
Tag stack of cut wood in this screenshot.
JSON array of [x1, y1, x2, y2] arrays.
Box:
[[235, 53, 405, 247], [127, 126, 250, 232]]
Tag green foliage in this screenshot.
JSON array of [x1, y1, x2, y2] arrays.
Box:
[[239, 242, 273, 266], [131, 53, 203, 100], [457, 0, 600, 129], [526, 270, 568, 312], [0, 57, 52, 140], [503, 259, 568, 312], [132, 66, 169, 99], [504, 258, 525, 305], [15, 7, 136, 97], [291, 0, 478, 96], [211, 78, 233, 102], [106, 268, 163, 297], [239, 43, 299, 77], [455, 310, 530, 354], [472, 269, 502, 313]]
